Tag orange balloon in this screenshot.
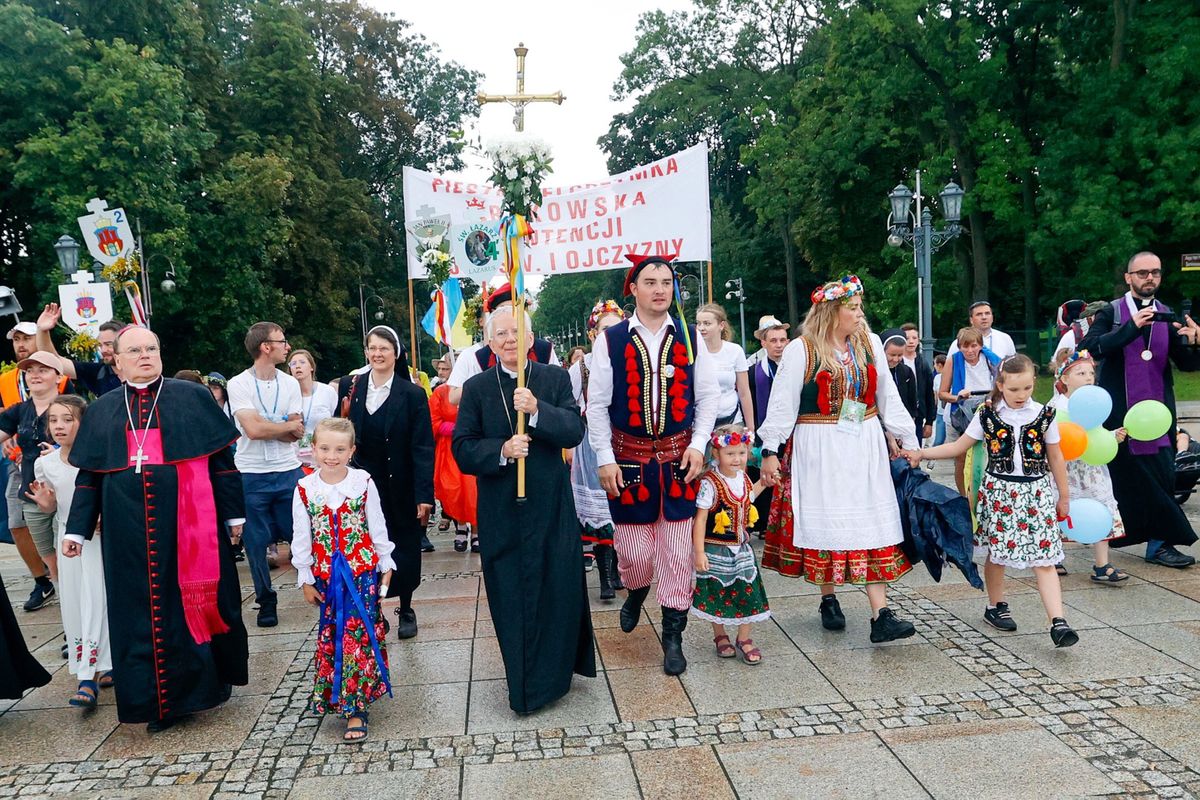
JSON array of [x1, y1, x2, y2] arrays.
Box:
[[1058, 421, 1088, 461]]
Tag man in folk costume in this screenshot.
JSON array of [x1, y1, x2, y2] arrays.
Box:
[[586, 254, 719, 675], [64, 326, 248, 731], [452, 307, 596, 714], [446, 283, 559, 406], [1079, 251, 1200, 569]]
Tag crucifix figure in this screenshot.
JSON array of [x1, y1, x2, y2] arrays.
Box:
[[476, 43, 565, 132], [130, 449, 149, 473]]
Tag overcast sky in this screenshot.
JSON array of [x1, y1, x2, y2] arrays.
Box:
[[373, 0, 694, 183]]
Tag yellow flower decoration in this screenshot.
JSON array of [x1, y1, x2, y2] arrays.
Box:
[[748, 505, 760, 528], [713, 510, 731, 534]]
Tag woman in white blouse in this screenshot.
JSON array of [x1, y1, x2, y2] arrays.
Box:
[[697, 303, 754, 431]]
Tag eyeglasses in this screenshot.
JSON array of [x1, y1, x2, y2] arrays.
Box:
[[265, 338, 289, 345], [1127, 269, 1162, 279], [121, 345, 160, 357]]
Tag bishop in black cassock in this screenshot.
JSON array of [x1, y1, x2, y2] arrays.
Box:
[[453, 312, 596, 714], [66, 337, 248, 727]]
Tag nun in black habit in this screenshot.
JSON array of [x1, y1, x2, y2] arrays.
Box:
[[452, 308, 596, 714]]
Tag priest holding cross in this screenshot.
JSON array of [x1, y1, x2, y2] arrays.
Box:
[[64, 325, 249, 732]]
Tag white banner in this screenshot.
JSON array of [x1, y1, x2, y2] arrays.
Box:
[[57, 277, 113, 338], [76, 197, 135, 267], [402, 143, 711, 281]]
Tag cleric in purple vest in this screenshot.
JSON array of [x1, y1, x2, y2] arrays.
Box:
[[446, 283, 559, 406], [1079, 251, 1200, 569], [585, 254, 719, 676]]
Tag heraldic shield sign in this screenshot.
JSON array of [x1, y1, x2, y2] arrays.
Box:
[[76, 197, 135, 266], [58, 279, 113, 337]]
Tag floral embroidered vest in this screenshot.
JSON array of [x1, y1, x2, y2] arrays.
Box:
[[603, 317, 697, 438], [701, 473, 758, 547], [796, 333, 879, 421], [298, 484, 379, 579], [978, 402, 1055, 477]]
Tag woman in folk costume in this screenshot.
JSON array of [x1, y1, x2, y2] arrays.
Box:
[[569, 300, 626, 602], [759, 276, 920, 643], [429, 362, 478, 552], [292, 417, 394, 741]]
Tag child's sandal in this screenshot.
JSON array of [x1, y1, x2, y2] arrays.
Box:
[[735, 638, 762, 666], [1090, 563, 1129, 583], [69, 681, 98, 710], [713, 634, 736, 658], [1055, 563, 1069, 576], [344, 712, 369, 742]]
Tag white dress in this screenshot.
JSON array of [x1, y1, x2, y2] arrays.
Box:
[[36, 452, 111, 680], [758, 333, 918, 551], [568, 355, 615, 533]]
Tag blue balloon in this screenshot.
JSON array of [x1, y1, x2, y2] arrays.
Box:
[[1067, 385, 1113, 431], [1058, 498, 1113, 545]]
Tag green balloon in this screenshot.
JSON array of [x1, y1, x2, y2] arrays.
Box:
[[1081, 427, 1118, 465], [1124, 400, 1172, 441], [1055, 406, 1070, 424]]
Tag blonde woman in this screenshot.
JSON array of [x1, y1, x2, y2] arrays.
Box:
[[697, 303, 754, 430], [758, 276, 919, 643]]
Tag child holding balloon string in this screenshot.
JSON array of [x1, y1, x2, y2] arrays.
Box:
[[904, 354, 1080, 647], [1048, 350, 1129, 583]]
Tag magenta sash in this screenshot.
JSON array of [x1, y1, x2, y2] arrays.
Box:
[[129, 429, 228, 644], [1117, 299, 1171, 455]]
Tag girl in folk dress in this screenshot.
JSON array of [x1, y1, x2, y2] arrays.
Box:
[[691, 425, 770, 664], [911, 355, 1080, 647], [1050, 350, 1129, 583], [291, 418, 394, 741], [29, 395, 112, 708]]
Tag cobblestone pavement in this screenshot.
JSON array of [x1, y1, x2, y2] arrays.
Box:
[[4, 460, 1200, 798]]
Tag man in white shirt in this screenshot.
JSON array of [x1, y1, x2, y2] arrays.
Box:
[[447, 283, 560, 406], [586, 254, 719, 676], [946, 301, 1017, 359], [226, 322, 305, 627]]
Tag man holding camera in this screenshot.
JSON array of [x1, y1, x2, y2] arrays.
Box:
[[1080, 251, 1200, 568]]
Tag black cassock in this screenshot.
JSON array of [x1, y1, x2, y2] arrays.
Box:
[[67, 377, 248, 723], [453, 362, 596, 714], [1080, 302, 1200, 548]]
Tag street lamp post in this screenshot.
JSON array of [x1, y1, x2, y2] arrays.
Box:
[[358, 284, 385, 338], [678, 274, 700, 320], [885, 171, 964, 367], [725, 277, 746, 350]]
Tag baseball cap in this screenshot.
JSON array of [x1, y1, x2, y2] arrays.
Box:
[[17, 351, 63, 373], [6, 322, 36, 340]]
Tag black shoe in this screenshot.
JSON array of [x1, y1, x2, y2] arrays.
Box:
[[453, 535, 468, 553], [984, 602, 1018, 632], [660, 607, 688, 675], [1147, 545, 1195, 568], [1050, 617, 1079, 648], [231, 542, 245, 562], [869, 607, 916, 643], [421, 535, 435, 553], [595, 545, 615, 602], [608, 548, 624, 590], [620, 586, 650, 632], [819, 595, 845, 631], [24, 581, 55, 612], [470, 537, 479, 554], [395, 607, 418, 639], [146, 714, 190, 733], [256, 593, 278, 628], [583, 552, 596, 573]]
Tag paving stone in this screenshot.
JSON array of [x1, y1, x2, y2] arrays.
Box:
[[467, 675, 618, 735], [462, 753, 637, 799], [606, 667, 694, 722], [681, 651, 841, 715], [1109, 704, 1200, 772], [808, 642, 986, 701], [1001, 628, 1188, 683]]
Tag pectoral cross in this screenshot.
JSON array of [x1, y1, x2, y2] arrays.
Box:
[[475, 44, 565, 132], [130, 448, 148, 473]]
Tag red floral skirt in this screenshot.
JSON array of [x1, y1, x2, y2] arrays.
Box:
[[762, 437, 911, 585]]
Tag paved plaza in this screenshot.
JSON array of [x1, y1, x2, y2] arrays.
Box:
[[4, 459, 1200, 799]]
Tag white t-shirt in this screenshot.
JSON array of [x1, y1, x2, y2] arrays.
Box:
[[965, 399, 1060, 477], [695, 469, 747, 509], [707, 341, 748, 420], [448, 341, 561, 389], [947, 328, 1016, 359], [295, 382, 339, 466], [229, 367, 304, 473]]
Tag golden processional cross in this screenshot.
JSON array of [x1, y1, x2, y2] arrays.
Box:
[[475, 43, 565, 132]]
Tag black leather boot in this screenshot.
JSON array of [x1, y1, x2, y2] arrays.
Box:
[[594, 544, 615, 602], [660, 606, 688, 676], [620, 585, 650, 632], [609, 546, 624, 590]]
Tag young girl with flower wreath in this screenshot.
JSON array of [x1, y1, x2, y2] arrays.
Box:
[[291, 417, 394, 741], [909, 354, 1080, 647], [691, 424, 770, 664]]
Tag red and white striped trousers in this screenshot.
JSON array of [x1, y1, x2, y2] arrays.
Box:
[[614, 518, 695, 611]]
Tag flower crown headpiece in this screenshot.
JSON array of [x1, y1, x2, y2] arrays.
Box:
[[1055, 349, 1093, 382], [811, 275, 864, 305], [587, 299, 625, 331], [710, 430, 753, 449]]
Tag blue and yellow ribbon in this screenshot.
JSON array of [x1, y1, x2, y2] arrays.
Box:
[[673, 278, 695, 364], [498, 214, 533, 300]]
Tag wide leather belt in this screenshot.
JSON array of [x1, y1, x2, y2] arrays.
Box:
[[612, 428, 690, 464]]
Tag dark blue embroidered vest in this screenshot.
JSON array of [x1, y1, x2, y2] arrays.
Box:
[[474, 337, 553, 371], [602, 317, 699, 524]]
